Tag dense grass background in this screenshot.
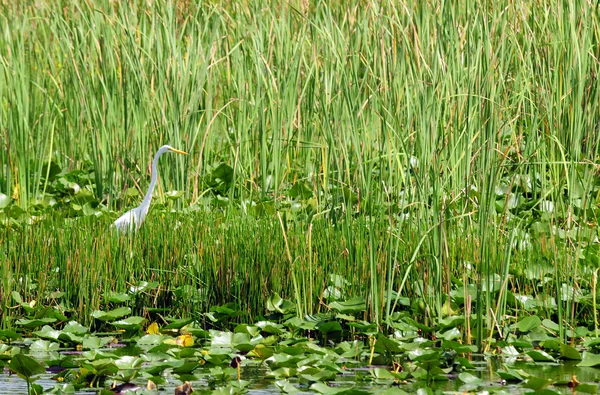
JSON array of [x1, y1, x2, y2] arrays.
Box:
[[1, 1, 600, 348]]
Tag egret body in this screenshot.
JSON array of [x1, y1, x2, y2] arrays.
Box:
[[113, 145, 187, 232]]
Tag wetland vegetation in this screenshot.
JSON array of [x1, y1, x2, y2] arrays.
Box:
[[1, 0, 600, 393]]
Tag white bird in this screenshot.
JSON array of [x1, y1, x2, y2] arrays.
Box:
[[113, 145, 187, 233]]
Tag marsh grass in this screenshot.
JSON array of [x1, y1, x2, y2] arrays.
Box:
[[1, 1, 600, 349]]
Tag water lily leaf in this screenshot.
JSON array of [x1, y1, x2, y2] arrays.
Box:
[[129, 281, 159, 294], [438, 327, 460, 341], [496, 368, 528, 382], [133, 334, 165, 348], [91, 307, 131, 322], [374, 334, 404, 353], [125, 187, 139, 197], [329, 297, 366, 314], [33, 326, 62, 341], [84, 359, 119, 375], [63, 321, 89, 335], [316, 321, 342, 334], [8, 354, 45, 380], [441, 340, 477, 353], [105, 292, 130, 303], [438, 315, 465, 329], [163, 318, 194, 330], [375, 389, 410, 395], [310, 383, 371, 395], [114, 355, 143, 370], [408, 349, 440, 362], [455, 357, 474, 369], [300, 369, 338, 382], [171, 361, 200, 374], [30, 339, 60, 352], [112, 316, 146, 330], [267, 293, 295, 314], [574, 383, 598, 394], [578, 352, 600, 367], [523, 376, 552, 390], [541, 319, 560, 332], [275, 379, 299, 394], [526, 349, 555, 362], [211, 330, 235, 348], [347, 321, 378, 335], [82, 335, 113, 350], [458, 372, 482, 384], [144, 359, 185, 375], [0, 330, 20, 341], [369, 368, 396, 379], [255, 321, 284, 335], [267, 367, 297, 379], [166, 190, 184, 200], [247, 344, 274, 359], [15, 318, 57, 329], [516, 315, 541, 332], [559, 344, 582, 360]]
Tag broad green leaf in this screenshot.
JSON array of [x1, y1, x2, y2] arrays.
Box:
[[112, 316, 146, 330], [559, 343, 582, 360], [458, 372, 482, 385], [316, 321, 342, 334], [516, 315, 541, 332], [329, 297, 366, 314], [275, 379, 299, 394], [578, 352, 600, 367], [105, 293, 130, 303], [30, 339, 60, 352], [526, 349, 555, 362], [522, 376, 552, 390], [8, 354, 46, 379], [91, 307, 131, 322], [15, 318, 57, 329]]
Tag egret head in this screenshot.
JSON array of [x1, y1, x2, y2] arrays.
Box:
[[157, 145, 188, 156]]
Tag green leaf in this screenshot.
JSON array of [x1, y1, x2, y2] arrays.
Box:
[[458, 372, 482, 385], [275, 379, 299, 394], [516, 315, 541, 332], [267, 293, 295, 314], [105, 293, 131, 303], [559, 343, 582, 360], [523, 376, 552, 390], [575, 384, 598, 394], [329, 297, 366, 314], [315, 321, 342, 334], [15, 318, 57, 329], [91, 307, 131, 322], [497, 368, 528, 382], [112, 316, 146, 330], [578, 352, 600, 367], [0, 330, 21, 341], [526, 349, 555, 362], [310, 382, 370, 395], [30, 339, 60, 352], [8, 354, 46, 380]]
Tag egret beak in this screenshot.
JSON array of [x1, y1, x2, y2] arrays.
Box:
[[169, 148, 188, 155]]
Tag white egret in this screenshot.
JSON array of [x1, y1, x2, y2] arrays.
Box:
[[113, 145, 187, 232]]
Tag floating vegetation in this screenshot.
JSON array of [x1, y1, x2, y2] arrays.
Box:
[[2, 0, 600, 392]]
